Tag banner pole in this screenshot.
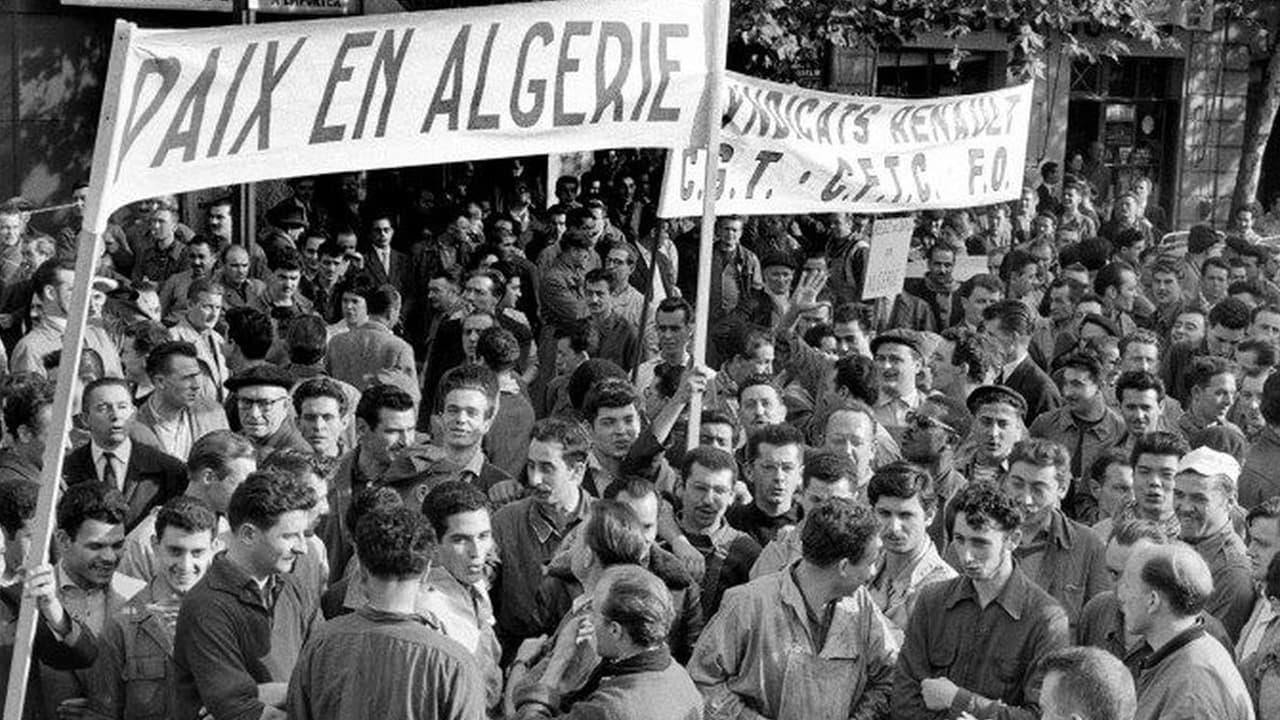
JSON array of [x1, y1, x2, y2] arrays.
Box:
[[685, 0, 728, 451], [2, 20, 131, 720]]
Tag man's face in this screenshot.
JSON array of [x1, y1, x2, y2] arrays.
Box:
[[525, 439, 583, 509], [248, 510, 310, 575], [549, 213, 568, 238], [236, 385, 291, 439], [749, 442, 803, 513], [427, 278, 458, 312], [1251, 311, 1280, 343], [604, 248, 634, 285], [21, 240, 52, 272], [1171, 312, 1207, 346], [963, 287, 1002, 326], [655, 309, 691, 360], [1109, 270, 1139, 312], [874, 342, 920, 394], [1116, 197, 1138, 224], [1151, 271, 1180, 305], [43, 268, 74, 317], [1249, 516, 1280, 582], [207, 204, 232, 239], [900, 403, 954, 464], [698, 423, 735, 452], [188, 243, 214, 277], [1047, 286, 1074, 324], [1133, 452, 1178, 518], [1003, 461, 1064, 532], [972, 404, 1018, 463], [1238, 373, 1266, 430], [554, 338, 582, 377], [437, 509, 494, 586], [83, 383, 135, 448], [318, 253, 348, 285], [341, 293, 369, 326], [731, 344, 775, 384], [440, 388, 494, 451], [1062, 186, 1080, 211], [151, 211, 176, 242], [1117, 553, 1155, 637], [875, 493, 933, 558], [1061, 367, 1100, 411], [1095, 463, 1135, 520], [462, 314, 495, 360], [1202, 267, 1229, 302], [927, 340, 961, 394], [584, 281, 611, 318], [1008, 264, 1041, 299], [336, 231, 359, 257], [593, 404, 641, 460], [154, 526, 215, 594], [0, 213, 22, 246], [1121, 342, 1159, 374], [717, 219, 744, 251], [188, 291, 223, 332], [681, 464, 736, 530], [158, 354, 203, 408], [463, 276, 499, 314], [823, 410, 875, 482], [618, 491, 659, 545], [796, 304, 831, 337], [762, 265, 794, 295], [832, 321, 868, 359], [1206, 323, 1245, 359], [60, 519, 125, 589], [1174, 471, 1230, 540], [739, 385, 784, 432], [1190, 372, 1236, 423], [1119, 389, 1162, 436], [298, 396, 346, 456], [273, 269, 301, 299], [223, 248, 251, 285], [925, 250, 956, 287], [363, 408, 417, 468], [952, 512, 1015, 583]]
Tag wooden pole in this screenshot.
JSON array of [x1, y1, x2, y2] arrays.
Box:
[[685, 0, 728, 450], [3, 20, 131, 720]]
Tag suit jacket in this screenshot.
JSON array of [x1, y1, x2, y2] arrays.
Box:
[[358, 246, 410, 298], [63, 442, 187, 531], [1004, 355, 1063, 421]]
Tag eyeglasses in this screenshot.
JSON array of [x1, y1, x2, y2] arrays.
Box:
[[906, 410, 956, 435], [236, 396, 289, 412]]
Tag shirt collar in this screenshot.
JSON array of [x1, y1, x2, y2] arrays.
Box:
[[528, 492, 591, 545], [1140, 624, 1206, 670], [945, 564, 1031, 620], [91, 437, 132, 467]]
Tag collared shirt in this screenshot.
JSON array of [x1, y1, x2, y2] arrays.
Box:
[[688, 563, 899, 720], [869, 542, 957, 642], [891, 566, 1071, 720], [874, 387, 922, 443], [1189, 521, 1256, 642], [119, 507, 232, 583], [680, 515, 761, 618], [1008, 508, 1111, 626], [491, 494, 593, 642], [91, 439, 133, 491], [592, 312, 639, 370], [1076, 590, 1233, 679], [1028, 405, 1127, 482], [146, 396, 195, 462], [1241, 424, 1280, 510], [1134, 626, 1253, 720], [169, 318, 229, 402], [1238, 588, 1279, 663], [726, 501, 802, 548], [749, 522, 804, 580], [55, 564, 146, 635]]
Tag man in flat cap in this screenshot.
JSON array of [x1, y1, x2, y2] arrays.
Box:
[[872, 330, 925, 445], [226, 365, 310, 462], [955, 385, 1027, 491]]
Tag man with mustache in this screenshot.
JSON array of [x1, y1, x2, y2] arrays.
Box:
[[892, 483, 1070, 719], [674, 447, 761, 618], [1172, 446, 1255, 643], [871, 331, 925, 445]]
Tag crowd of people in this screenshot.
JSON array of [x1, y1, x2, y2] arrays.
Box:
[[0, 148, 1278, 719]]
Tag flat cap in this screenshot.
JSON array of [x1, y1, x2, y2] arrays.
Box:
[[1176, 445, 1241, 482], [870, 330, 923, 358], [224, 364, 295, 393], [965, 384, 1028, 419]]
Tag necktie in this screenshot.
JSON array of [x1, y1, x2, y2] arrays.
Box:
[[101, 451, 118, 489]]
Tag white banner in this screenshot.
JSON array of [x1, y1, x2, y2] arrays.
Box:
[[862, 217, 914, 300], [64, 0, 231, 11], [658, 73, 1032, 217], [87, 0, 723, 232], [248, 0, 356, 15]]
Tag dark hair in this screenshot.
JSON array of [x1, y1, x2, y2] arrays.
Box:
[[982, 299, 1036, 336], [529, 417, 592, 466], [801, 497, 879, 567], [466, 269, 507, 301], [726, 327, 774, 363], [0, 478, 38, 538], [951, 482, 1023, 533], [654, 297, 693, 325], [959, 273, 1004, 300], [1201, 255, 1230, 276], [1129, 431, 1189, 467], [1118, 329, 1160, 358], [583, 500, 649, 567], [1110, 518, 1168, 546], [124, 321, 173, 362], [1186, 356, 1236, 393], [422, 481, 489, 541], [226, 470, 317, 532], [567, 359, 627, 411], [1008, 438, 1071, 490], [1000, 248, 1040, 283], [344, 486, 403, 548], [225, 306, 275, 361], [597, 565, 675, 647], [554, 319, 598, 356], [867, 461, 938, 513], [802, 450, 855, 490], [3, 378, 54, 441], [584, 268, 610, 287], [1138, 544, 1213, 616], [144, 340, 198, 380], [1057, 352, 1104, 384], [946, 328, 1002, 383], [155, 495, 218, 540], [1236, 337, 1278, 369], [285, 314, 330, 366], [477, 326, 521, 373], [832, 302, 875, 330], [438, 363, 499, 416], [260, 450, 329, 486], [268, 246, 303, 273], [746, 423, 805, 463], [1246, 496, 1280, 528], [1266, 550, 1280, 601], [802, 323, 835, 350], [1088, 448, 1132, 487], [185, 276, 223, 303], [1261, 372, 1280, 425], [187, 429, 256, 479], [832, 354, 878, 405], [1115, 370, 1165, 402], [30, 258, 73, 299], [1208, 297, 1251, 330], [583, 378, 639, 423], [1039, 647, 1137, 720], [57, 482, 128, 538], [292, 376, 350, 417], [318, 239, 347, 259], [81, 377, 132, 412], [355, 383, 415, 431], [681, 446, 738, 483], [356, 506, 436, 579], [358, 284, 398, 319]]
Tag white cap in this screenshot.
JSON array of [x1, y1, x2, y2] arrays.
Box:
[[1176, 446, 1240, 483]]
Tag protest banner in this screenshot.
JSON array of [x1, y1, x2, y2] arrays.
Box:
[[658, 72, 1033, 217], [63, 0, 232, 11], [248, 0, 355, 15], [862, 216, 914, 300], [87, 0, 721, 232]]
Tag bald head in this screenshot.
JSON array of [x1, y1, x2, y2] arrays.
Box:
[[1130, 541, 1214, 618]]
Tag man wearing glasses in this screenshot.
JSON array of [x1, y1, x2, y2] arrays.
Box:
[[726, 424, 805, 548], [226, 365, 310, 462]]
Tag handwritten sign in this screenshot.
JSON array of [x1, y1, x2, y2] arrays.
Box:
[[862, 217, 914, 300]]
